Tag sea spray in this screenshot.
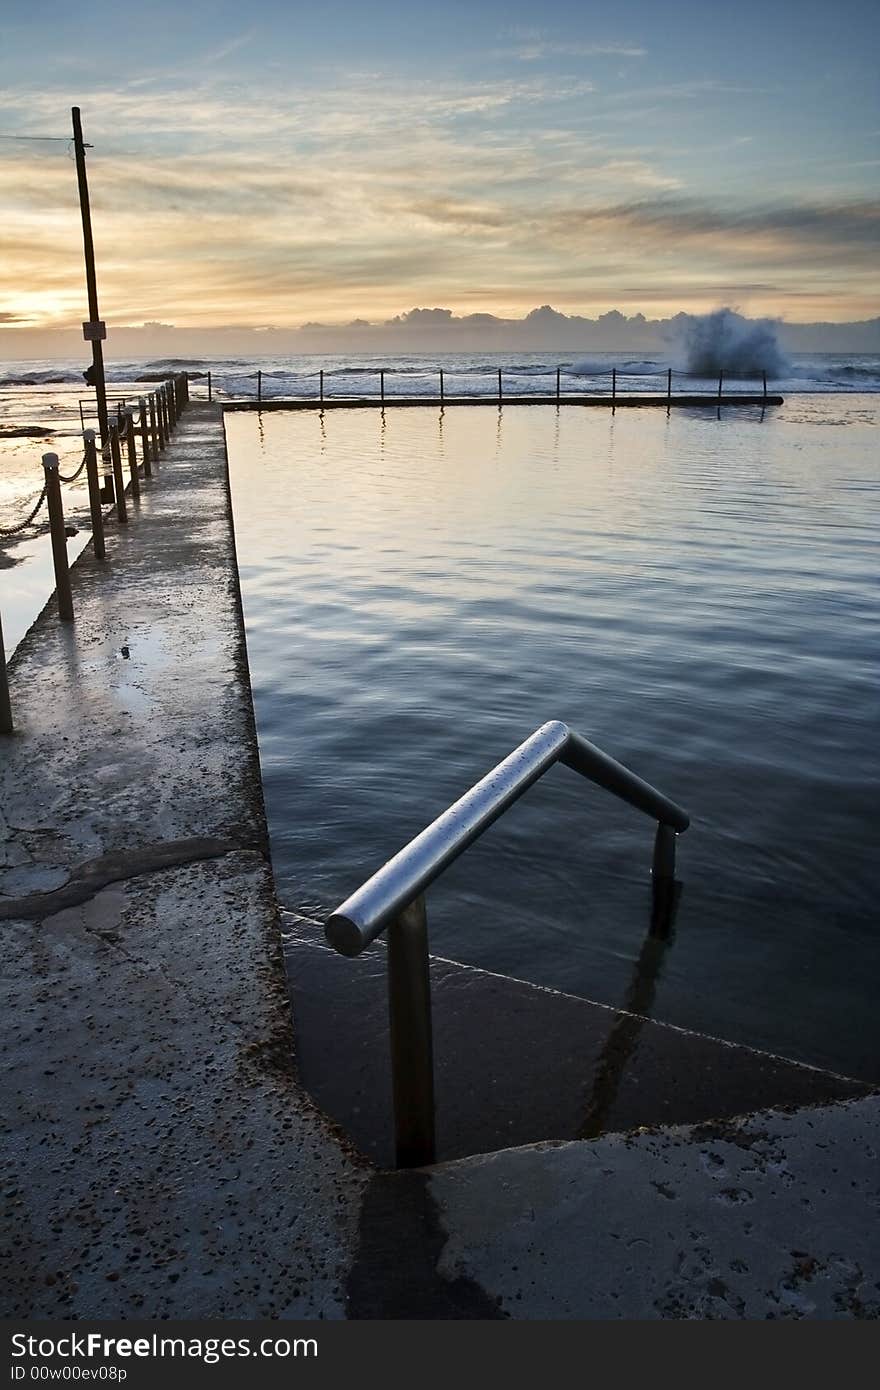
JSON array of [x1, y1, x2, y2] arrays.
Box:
[[673, 308, 789, 377]]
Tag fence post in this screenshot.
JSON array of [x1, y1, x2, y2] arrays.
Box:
[[149, 394, 159, 459], [556, 366, 560, 402], [762, 370, 767, 402], [207, 370, 213, 403], [319, 369, 324, 405], [612, 367, 617, 410], [497, 367, 502, 403], [380, 369, 385, 404], [138, 398, 152, 477], [157, 389, 167, 450], [42, 454, 74, 621], [718, 369, 724, 408], [82, 430, 105, 561], [109, 427, 127, 523], [166, 379, 176, 430], [439, 369, 444, 404], [124, 409, 140, 500], [667, 367, 672, 409], [387, 893, 436, 1168], [0, 608, 12, 734], [257, 369, 262, 404]]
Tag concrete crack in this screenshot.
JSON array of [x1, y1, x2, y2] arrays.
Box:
[[0, 836, 255, 921]]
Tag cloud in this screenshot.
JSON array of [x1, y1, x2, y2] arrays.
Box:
[[497, 41, 647, 61], [0, 60, 877, 329]]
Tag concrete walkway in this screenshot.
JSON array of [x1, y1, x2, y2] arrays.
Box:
[[0, 406, 368, 1317], [2, 402, 877, 1319]]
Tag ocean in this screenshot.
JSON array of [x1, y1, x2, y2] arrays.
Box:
[[2, 351, 879, 1082]]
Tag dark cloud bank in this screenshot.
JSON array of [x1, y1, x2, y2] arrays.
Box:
[[2, 305, 879, 360]]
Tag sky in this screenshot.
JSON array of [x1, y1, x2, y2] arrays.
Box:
[[0, 0, 878, 337]]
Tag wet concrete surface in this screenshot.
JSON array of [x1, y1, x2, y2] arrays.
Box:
[[0, 406, 368, 1317], [283, 916, 869, 1168], [426, 1095, 880, 1318]]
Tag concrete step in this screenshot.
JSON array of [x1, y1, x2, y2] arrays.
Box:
[[282, 915, 869, 1168]]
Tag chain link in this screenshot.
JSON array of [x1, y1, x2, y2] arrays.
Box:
[[57, 452, 88, 484], [0, 486, 48, 536]]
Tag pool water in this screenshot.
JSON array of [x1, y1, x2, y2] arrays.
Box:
[[225, 399, 880, 1081]]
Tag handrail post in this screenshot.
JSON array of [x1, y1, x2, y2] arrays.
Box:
[[257, 369, 262, 404], [667, 367, 672, 410], [319, 368, 324, 405], [82, 430, 105, 561], [207, 370, 213, 403], [612, 367, 616, 410], [651, 823, 678, 935], [556, 365, 560, 402], [498, 367, 502, 403], [138, 397, 152, 477], [387, 893, 436, 1168], [124, 408, 140, 500], [42, 454, 74, 621], [109, 426, 127, 522], [0, 608, 13, 734], [439, 368, 444, 404], [652, 821, 676, 882], [157, 388, 167, 449], [166, 379, 176, 430]]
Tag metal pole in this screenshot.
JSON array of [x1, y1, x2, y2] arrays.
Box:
[[82, 430, 105, 561], [42, 454, 74, 621], [257, 369, 262, 404], [207, 370, 213, 403], [556, 366, 560, 402], [652, 821, 676, 882], [612, 367, 616, 409], [71, 108, 109, 449], [439, 368, 444, 404], [78, 399, 85, 432], [763, 370, 767, 402], [387, 893, 436, 1168], [0, 608, 12, 734], [319, 368, 324, 405], [124, 409, 140, 500], [667, 367, 672, 410], [651, 822, 678, 936], [380, 369, 384, 404], [109, 427, 127, 522], [498, 367, 502, 403], [718, 369, 724, 406], [138, 397, 152, 477]]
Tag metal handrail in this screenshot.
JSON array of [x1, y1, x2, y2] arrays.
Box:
[[325, 719, 690, 1167]]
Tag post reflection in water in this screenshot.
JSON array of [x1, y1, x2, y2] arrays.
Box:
[[578, 882, 682, 1141]]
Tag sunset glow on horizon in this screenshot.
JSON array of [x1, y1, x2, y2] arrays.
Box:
[[1, 0, 878, 335]]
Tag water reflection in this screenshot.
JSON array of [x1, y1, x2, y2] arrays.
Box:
[[579, 882, 681, 1139]]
